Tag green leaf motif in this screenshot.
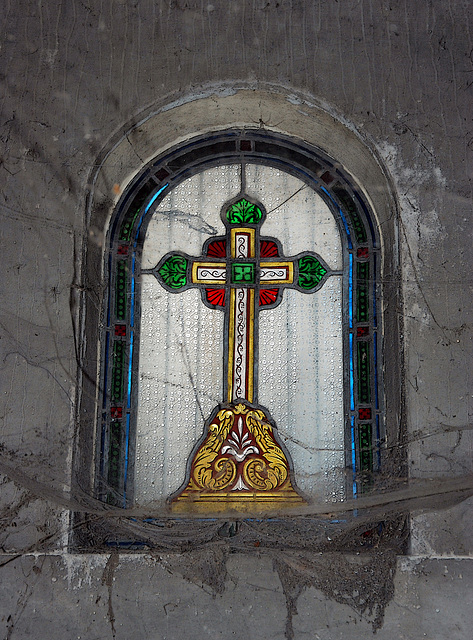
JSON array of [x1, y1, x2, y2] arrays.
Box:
[[158, 255, 188, 289], [298, 256, 327, 290], [226, 199, 262, 225]]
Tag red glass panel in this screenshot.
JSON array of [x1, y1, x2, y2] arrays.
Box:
[[206, 288, 225, 307], [321, 171, 334, 184], [156, 168, 170, 181], [357, 326, 369, 338], [259, 289, 278, 306], [260, 240, 279, 257], [359, 408, 372, 420], [357, 247, 369, 259], [117, 245, 128, 255], [206, 239, 227, 258], [111, 407, 123, 419], [115, 324, 126, 337]]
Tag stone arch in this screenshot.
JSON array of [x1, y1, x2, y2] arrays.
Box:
[[74, 88, 403, 516]]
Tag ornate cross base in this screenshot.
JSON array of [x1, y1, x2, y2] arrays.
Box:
[[170, 403, 305, 514]]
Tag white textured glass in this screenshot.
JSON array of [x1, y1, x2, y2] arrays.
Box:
[[135, 162, 344, 505], [258, 282, 344, 501], [246, 165, 345, 501], [136, 285, 224, 502], [135, 166, 240, 503], [141, 165, 240, 270], [245, 164, 343, 270]]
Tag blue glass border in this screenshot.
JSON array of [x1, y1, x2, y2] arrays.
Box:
[[349, 332, 355, 411], [351, 416, 357, 498]]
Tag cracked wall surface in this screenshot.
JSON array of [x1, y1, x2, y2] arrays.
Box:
[[0, 554, 472, 640], [1, 0, 472, 638]]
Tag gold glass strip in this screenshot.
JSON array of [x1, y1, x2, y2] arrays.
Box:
[[191, 261, 226, 284], [171, 491, 305, 514]]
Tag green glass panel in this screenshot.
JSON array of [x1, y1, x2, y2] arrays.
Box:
[[226, 198, 262, 225], [119, 207, 142, 241], [108, 420, 123, 487], [111, 341, 125, 402], [357, 341, 371, 404], [231, 262, 255, 284], [116, 261, 128, 321], [158, 255, 188, 289], [119, 184, 154, 241], [358, 423, 373, 472], [333, 187, 367, 244], [107, 420, 123, 505], [298, 255, 327, 290], [356, 262, 369, 323]]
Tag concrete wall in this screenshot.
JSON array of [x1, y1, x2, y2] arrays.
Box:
[[1, 1, 472, 637]]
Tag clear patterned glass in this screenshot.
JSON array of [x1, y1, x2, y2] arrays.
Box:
[[135, 164, 344, 505]]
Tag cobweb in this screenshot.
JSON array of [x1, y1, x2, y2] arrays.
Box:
[[1, 3, 472, 637]]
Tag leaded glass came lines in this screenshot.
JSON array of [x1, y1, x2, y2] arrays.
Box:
[[96, 131, 383, 508], [333, 187, 367, 244]]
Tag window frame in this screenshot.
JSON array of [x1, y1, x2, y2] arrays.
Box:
[[73, 127, 405, 552], [81, 130, 387, 512]]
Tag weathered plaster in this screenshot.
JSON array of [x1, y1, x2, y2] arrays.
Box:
[[1, 0, 472, 637]]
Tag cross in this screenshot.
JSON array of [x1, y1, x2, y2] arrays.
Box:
[[145, 196, 332, 512], [148, 197, 331, 405]]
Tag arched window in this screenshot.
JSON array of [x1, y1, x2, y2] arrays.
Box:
[[85, 130, 385, 513]]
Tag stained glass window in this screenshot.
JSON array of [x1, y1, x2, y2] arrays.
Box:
[[93, 131, 382, 513]]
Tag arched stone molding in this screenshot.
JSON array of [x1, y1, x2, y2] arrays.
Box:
[[75, 88, 403, 512]]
